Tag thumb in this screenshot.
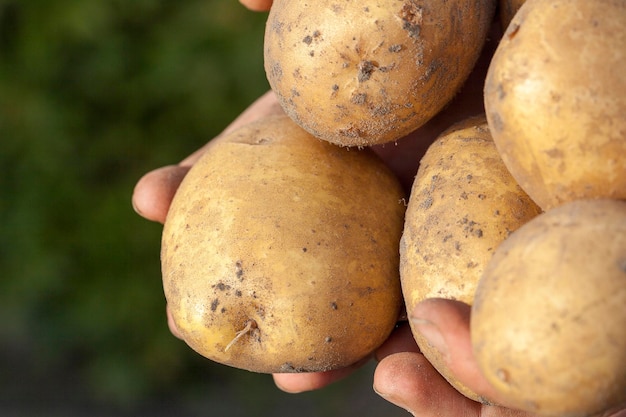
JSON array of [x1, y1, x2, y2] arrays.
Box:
[[409, 298, 506, 406], [132, 165, 190, 224]]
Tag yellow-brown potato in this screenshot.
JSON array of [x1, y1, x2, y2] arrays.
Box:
[[484, 0, 626, 210], [161, 115, 405, 373], [264, 0, 496, 147], [400, 115, 541, 400], [471, 199, 626, 417]]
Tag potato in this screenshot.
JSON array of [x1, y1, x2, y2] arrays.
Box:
[[471, 199, 626, 417], [400, 115, 541, 400], [161, 115, 405, 373], [498, 0, 526, 29], [264, 0, 496, 147], [484, 0, 626, 210]]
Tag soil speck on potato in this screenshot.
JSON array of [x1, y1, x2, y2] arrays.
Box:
[[400, 2, 423, 39], [358, 60, 377, 82], [489, 113, 504, 132], [213, 282, 231, 291], [351, 93, 367, 105], [496, 83, 506, 100], [545, 148, 564, 159], [235, 260, 244, 280], [269, 62, 283, 81], [419, 196, 433, 210], [280, 362, 296, 372]]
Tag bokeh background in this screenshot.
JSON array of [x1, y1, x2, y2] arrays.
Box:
[[0, 1, 408, 415]]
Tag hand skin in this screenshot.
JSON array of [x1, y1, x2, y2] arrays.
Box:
[[239, 0, 273, 12], [132, 2, 626, 416]]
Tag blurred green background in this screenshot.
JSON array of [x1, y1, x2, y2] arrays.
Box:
[[0, 1, 407, 415]]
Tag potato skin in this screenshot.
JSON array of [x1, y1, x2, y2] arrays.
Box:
[[400, 116, 541, 400], [264, 0, 496, 147], [471, 199, 626, 417], [484, 0, 626, 210], [161, 115, 405, 373]]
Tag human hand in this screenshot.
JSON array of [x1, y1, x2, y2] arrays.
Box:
[[132, 0, 493, 390], [374, 299, 626, 417], [131, 5, 625, 414], [130, 79, 487, 396], [132, 5, 608, 416], [130, 83, 483, 386]]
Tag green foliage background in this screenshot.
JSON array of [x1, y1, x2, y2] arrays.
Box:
[[0, 1, 406, 415]]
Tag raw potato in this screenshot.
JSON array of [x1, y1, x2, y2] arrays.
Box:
[[400, 116, 541, 401], [484, 0, 626, 210], [161, 115, 405, 373], [471, 199, 626, 417], [264, 0, 496, 147]]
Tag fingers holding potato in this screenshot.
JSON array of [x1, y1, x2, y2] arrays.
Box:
[[152, 1, 626, 414]]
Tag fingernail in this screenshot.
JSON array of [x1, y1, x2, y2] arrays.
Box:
[[410, 317, 447, 357]]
